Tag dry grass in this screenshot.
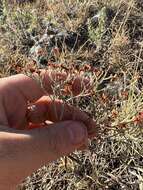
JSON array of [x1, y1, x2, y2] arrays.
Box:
[[0, 0, 143, 189]]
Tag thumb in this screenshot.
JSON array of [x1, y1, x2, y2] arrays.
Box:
[[0, 121, 88, 187], [27, 121, 88, 163]]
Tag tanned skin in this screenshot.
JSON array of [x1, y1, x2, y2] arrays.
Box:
[[0, 70, 97, 189]]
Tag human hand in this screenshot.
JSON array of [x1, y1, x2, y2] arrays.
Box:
[[0, 70, 96, 189]]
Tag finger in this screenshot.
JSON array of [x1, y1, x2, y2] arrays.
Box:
[[38, 70, 92, 96], [0, 121, 88, 187], [71, 76, 92, 96], [27, 96, 97, 137], [27, 122, 90, 151], [27, 121, 88, 158], [0, 70, 91, 102]]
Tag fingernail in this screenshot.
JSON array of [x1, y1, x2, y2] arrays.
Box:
[[68, 123, 87, 145]]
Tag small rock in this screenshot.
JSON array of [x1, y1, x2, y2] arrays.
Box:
[[87, 5, 98, 18], [46, 22, 59, 35], [90, 15, 99, 28]]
